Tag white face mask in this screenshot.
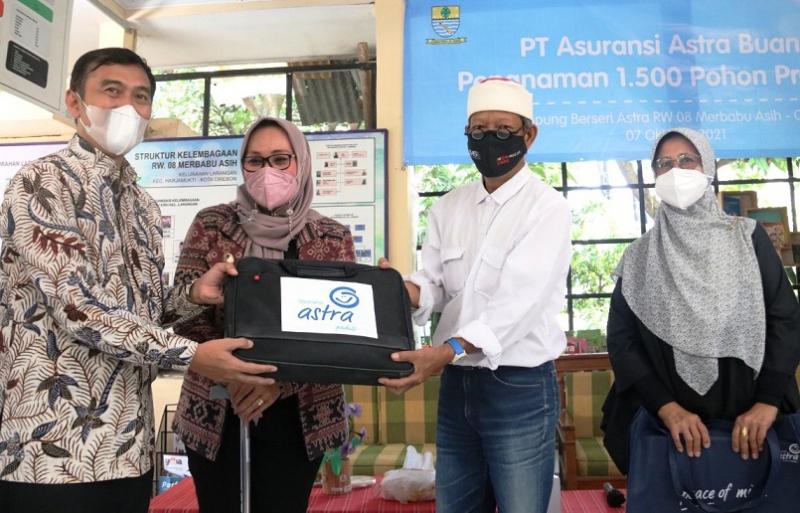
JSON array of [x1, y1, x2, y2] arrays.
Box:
[[78, 99, 149, 157], [655, 167, 711, 209]]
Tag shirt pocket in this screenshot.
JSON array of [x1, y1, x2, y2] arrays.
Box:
[[474, 248, 505, 298], [440, 246, 467, 294]]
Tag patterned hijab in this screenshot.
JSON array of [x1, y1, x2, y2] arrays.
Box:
[[614, 127, 764, 395], [234, 116, 320, 258]]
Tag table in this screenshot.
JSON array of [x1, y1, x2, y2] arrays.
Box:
[[148, 477, 625, 513], [148, 477, 435, 513], [307, 479, 434, 513]]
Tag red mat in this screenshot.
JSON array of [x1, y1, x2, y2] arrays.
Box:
[[148, 477, 435, 513], [562, 489, 627, 513], [148, 477, 626, 513]]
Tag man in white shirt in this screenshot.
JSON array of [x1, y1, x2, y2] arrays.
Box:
[[379, 77, 571, 513]]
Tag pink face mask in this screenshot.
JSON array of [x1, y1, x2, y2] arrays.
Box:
[[244, 166, 300, 211]]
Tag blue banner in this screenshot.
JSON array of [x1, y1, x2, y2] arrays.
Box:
[[404, 0, 800, 164]]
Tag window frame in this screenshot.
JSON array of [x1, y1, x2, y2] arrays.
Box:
[[154, 61, 377, 136]]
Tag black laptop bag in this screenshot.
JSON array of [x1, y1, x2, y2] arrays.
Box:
[[225, 257, 415, 385]]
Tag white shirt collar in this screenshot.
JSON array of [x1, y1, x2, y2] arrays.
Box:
[[474, 164, 531, 206]]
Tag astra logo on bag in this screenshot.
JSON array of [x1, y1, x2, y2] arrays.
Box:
[[781, 443, 800, 463], [329, 286, 360, 308], [297, 286, 360, 322], [281, 277, 378, 339]]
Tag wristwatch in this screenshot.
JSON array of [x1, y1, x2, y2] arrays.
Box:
[[445, 337, 468, 363]]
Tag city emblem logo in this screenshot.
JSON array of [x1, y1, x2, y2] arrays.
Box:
[[427, 5, 466, 45], [431, 5, 460, 38]]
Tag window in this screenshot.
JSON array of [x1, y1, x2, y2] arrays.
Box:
[[151, 78, 205, 136], [152, 61, 375, 137]]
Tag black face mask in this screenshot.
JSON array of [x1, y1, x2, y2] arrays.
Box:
[[467, 133, 528, 178]]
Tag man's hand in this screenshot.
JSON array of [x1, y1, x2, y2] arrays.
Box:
[[378, 257, 420, 308], [378, 345, 454, 394], [228, 382, 280, 424], [189, 338, 277, 386], [189, 253, 237, 305], [657, 401, 711, 458], [732, 402, 779, 460]]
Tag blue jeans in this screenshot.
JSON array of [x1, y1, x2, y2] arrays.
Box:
[[435, 362, 558, 513]]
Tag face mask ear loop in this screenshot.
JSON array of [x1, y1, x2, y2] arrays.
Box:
[[74, 92, 89, 127]]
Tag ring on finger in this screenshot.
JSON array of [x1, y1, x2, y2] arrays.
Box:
[[256, 398, 264, 407], [741, 426, 749, 438]]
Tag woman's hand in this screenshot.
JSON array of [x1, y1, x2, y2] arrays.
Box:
[[732, 402, 779, 460], [228, 382, 280, 424], [657, 401, 711, 457], [189, 253, 237, 305]]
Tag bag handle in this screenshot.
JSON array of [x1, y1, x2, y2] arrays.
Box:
[[279, 260, 359, 279], [667, 422, 781, 513]]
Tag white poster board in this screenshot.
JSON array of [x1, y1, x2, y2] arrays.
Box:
[[0, 0, 73, 113]]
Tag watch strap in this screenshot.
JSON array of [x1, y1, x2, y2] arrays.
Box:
[[446, 337, 467, 363]]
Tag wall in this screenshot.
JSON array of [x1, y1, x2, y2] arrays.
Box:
[[375, 0, 413, 274]]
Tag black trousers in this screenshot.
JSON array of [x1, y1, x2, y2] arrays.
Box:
[[187, 395, 323, 513], [0, 468, 153, 513]]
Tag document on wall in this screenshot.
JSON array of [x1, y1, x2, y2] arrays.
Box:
[[0, 0, 73, 112], [311, 137, 375, 204], [315, 205, 376, 264], [308, 131, 386, 266]]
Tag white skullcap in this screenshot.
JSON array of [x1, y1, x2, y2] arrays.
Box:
[[467, 77, 533, 121]]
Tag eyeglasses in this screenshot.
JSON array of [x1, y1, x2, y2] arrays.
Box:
[[464, 126, 525, 141], [242, 153, 295, 172], [652, 153, 702, 173]]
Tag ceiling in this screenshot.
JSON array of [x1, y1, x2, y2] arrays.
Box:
[[114, 0, 272, 8], [102, 0, 376, 69]]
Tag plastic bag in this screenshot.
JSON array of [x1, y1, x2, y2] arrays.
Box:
[[380, 468, 436, 503]]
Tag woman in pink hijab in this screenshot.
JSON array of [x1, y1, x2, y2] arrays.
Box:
[[173, 117, 354, 513]]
